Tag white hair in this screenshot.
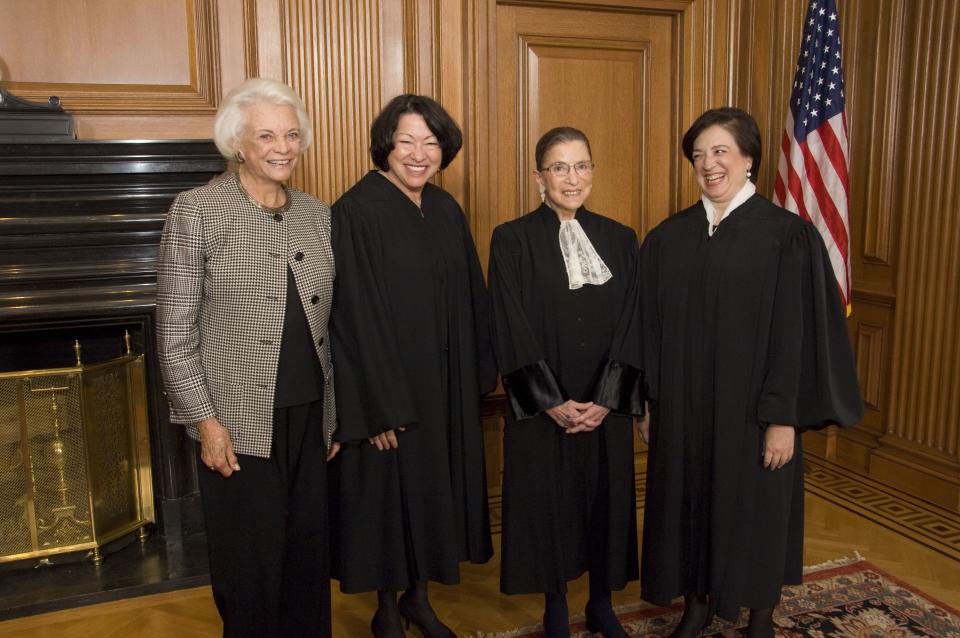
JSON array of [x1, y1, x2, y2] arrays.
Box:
[[213, 78, 313, 159]]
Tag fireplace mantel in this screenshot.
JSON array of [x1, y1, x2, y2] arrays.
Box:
[[0, 140, 226, 322]]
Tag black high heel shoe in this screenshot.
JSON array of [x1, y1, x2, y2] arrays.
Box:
[[397, 590, 456, 638], [667, 594, 715, 638], [584, 598, 629, 637], [371, 607, 406, 638]]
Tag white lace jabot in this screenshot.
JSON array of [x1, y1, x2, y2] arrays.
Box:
[[558, 218, 612, 290]]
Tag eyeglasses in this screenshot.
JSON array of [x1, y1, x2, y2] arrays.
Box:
[[540, 161, 595, 177]]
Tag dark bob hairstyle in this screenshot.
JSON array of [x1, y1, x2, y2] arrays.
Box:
[[369, 94, 463, 171], [681, 107, 761, 183], [535, 126, 592, 170]]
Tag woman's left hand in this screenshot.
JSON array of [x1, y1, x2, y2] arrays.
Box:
[[763, 424, 796, 470], [566, 405, 611, 433]]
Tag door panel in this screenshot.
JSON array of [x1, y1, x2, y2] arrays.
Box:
[[496, 3, 675, 234]]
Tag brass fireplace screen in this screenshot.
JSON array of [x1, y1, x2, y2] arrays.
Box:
[[0, 341, 154, 564]]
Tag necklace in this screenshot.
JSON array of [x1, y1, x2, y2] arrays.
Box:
[[236, 173, 291, 213]]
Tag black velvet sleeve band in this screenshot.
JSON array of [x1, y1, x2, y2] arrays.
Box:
[[502, 359, 566, 420], [592, 359, 645, 416]]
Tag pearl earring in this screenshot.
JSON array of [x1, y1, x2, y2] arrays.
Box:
[[747, 169, 752, 178]]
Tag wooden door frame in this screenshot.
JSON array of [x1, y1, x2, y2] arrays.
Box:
[[452, 0, 739, 270]]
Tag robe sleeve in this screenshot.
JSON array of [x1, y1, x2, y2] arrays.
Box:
[[488, 223, 566, 419], [757, 221, 864, 431], [329, 196, 419, 442], [591, 230, 646, 416]]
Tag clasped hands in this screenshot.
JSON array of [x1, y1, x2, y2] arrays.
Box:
[[545, 400, 610, 433]]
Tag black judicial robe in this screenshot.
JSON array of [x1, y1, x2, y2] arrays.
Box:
[[638, 194, 863, 620], [489, 204, 644, 594], [328, 171, 496, 593]]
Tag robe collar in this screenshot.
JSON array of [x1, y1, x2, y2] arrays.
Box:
[[702, 180, 756, 236]]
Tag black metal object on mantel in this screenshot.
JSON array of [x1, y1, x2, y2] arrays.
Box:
[[0, 86, 76, 141]]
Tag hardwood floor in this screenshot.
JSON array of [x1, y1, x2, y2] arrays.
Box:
[[1, 492, 958, 637]]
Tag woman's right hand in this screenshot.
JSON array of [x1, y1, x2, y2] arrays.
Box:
[[369, 426, 406, 451], [199, 417, 241, 477], [545, 400, 595, 430]]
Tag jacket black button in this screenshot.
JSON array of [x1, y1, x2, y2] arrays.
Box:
[[295, 251, 304, 261], [273, 213, 283, 222], [311, 295, 320, 304], [318, 337, 325, 346]]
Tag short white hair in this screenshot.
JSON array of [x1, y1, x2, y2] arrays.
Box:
[[213, 78, 313, 159]]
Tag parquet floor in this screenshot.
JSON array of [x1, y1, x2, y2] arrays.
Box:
[[1, 492, 958, 637]]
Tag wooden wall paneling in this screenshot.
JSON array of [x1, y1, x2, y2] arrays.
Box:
[[0, 0, 275, 140], [845, 0, 904, 280], [729, 0, 805, 202], [805, 0, 902, 473], [216, 0, 247, 93], [251, 0, 286, 81], [282, 0, 386, 202], [673, 0, 738, 208], [0, 1, 222, 113], [516, 34, 652, 230], [492, 2, 694, 240], [873, 0, 960, 510], [402, 0, 441, 97], [434, 1, 469, 208], [837, 2, 903, 477], [399, 0, 470, 208], [463, 0, 499, 274], [381, 1, 407, 104]]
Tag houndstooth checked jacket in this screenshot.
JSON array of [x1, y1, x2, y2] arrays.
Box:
[[156, 172, 336, 458]]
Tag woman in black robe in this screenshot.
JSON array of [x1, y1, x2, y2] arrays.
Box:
[[489, 127, 645, 638], [329, 95, 496, 638], [638, 107, 863, 638]]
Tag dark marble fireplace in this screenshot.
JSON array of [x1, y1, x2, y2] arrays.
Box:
[[0, 135, 228, 618]]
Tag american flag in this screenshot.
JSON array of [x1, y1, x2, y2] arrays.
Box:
[[773, 0, 851, 311]]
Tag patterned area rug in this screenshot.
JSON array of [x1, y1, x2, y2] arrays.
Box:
[[474, 557, 960, 637]]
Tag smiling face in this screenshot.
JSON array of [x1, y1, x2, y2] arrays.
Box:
[[535, 139, 593, 219], [382, 113, 442, 201], [236, 102, 302, 188], [691, 124, 753, 212]]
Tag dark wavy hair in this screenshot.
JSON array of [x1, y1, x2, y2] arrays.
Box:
[[681, 107, 761, 183], [369, 94, 463, 170], [535, 126, 592, 170]]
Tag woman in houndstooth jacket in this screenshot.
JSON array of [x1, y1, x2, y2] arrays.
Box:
[[157, 78, 337, 638]]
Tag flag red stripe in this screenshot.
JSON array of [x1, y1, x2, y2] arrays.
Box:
[[798, 140, 849, 258], [785, 145, 812, 223], [817, 119, 850, 192]]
